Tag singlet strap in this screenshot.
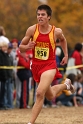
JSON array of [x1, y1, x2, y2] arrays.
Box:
[[49, 25, 55, 51], [33, 24, 39, 41]]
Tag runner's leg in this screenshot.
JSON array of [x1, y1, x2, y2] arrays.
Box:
[[45, 84, 67, 100], [45, 78, 75, 100], [29, 69, 56, 124]]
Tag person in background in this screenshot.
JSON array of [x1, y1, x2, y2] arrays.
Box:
[[80, 43, 83, 74], [65, 43, 82, 76], [71, 43, 83, 72], [32, 80, 37, 107], [73, 73, 83, 107], [5, 42, 14, 109], [0, 26, 13, 109], [56, 74, 76, 107], [10, 38, 21, 108], [0, 39, 13, 109], [17, 48, 33, 108]]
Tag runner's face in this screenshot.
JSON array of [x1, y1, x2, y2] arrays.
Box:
[[37, 10, 50, 25]]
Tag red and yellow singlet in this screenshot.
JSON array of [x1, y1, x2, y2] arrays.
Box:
[[32, 24, 55, 61], [32, 24, 62, 83]]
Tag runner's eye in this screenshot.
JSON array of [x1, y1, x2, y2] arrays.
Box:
[[41, 13, 45, 16], [37, 13, 40, 16], [37, 13, 45, 17]]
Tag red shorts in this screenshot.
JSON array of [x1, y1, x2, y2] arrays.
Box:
[[32, 60, 62, 83]]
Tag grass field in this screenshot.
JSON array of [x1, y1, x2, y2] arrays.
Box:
[[0, 106, 83, 124]]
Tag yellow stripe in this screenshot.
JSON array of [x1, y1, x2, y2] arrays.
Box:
[[0, 66, 25, 69], [67, 64, 83, 70], [33, 24, 39, 41], [0, 64, 83, 70], [49, 26, 55, 51], [58, 64, 83, 70]]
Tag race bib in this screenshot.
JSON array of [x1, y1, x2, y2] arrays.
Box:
[[35, 47, 49, 60]]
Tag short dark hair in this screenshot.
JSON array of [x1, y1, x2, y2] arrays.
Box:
[[36, 4, 52, 17], [74, 43, 82, 52], [67, 73, 76, 84]]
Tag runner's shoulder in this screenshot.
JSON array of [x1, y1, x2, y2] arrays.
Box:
[[55, 27, 62, 34], [27, 24, 36, 33]]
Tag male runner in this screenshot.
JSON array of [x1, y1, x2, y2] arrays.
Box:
[[19, 4, 75, 124]]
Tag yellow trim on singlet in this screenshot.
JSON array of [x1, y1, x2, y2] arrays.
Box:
[[33, 24, 39, 41], [33, 24, 55, 52], [49, 25, 55, 52]]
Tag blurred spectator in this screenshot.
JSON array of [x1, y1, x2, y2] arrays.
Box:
[[32, 79, 38, 107], [66, 43, 82, 76], [0, 38, 13, 109], [80, 43, 83, 74], [5, 43, 14, 109], [10, 38, 19, 67], [56, 74, 75, 107], [17, 49, 33, 108], [10, 38, 21, 108], [72, 43, 83, 69], [73, 73, 83, 107]]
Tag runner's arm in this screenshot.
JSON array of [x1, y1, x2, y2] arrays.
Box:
[[55, 28, 68, 65], [19, 26, 36, 53]]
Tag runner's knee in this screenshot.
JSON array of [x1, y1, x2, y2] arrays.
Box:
[[36, 88, 45, 99]]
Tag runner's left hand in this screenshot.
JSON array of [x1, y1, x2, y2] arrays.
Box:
[[60, 56, 68, 65]]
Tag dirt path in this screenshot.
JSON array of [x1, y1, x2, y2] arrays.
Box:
[[0, 106, 83, 124]]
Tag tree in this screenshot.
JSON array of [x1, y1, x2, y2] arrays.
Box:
[[48, 0, 83, 49], [0, 0, 83, 49], [0, 0, 39, 41]]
